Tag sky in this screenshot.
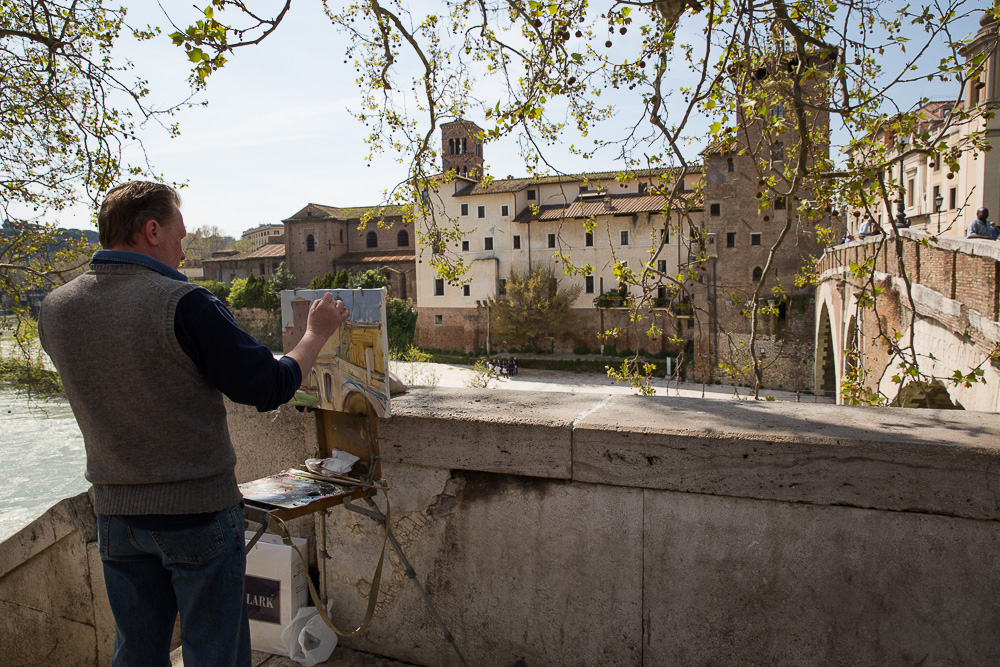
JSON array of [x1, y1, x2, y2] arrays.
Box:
[[52, 2, 986, 240]]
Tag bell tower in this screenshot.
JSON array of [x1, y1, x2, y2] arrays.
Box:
[[441, 120, 484, 180]]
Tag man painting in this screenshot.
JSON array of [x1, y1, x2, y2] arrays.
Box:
[[966, 207, 999, 240], [38, 181, 349, 667]]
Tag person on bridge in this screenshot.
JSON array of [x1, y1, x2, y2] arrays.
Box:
[[965, 207, 999, 240], [38, 181, 351, 667], [858, 216, 881, 239]]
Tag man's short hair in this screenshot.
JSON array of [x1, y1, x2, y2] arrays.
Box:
[[98, 181, 181, 249]]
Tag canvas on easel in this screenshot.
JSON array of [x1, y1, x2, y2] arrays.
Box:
[[280, 288, 391, 418]]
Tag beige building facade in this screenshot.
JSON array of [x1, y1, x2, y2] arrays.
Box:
[[849, 14, 999, 238], [417, 110, 830, 391], [240, 223, 285, 250]]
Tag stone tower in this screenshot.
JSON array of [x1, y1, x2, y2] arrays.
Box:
[[441, 120, 484, 179]]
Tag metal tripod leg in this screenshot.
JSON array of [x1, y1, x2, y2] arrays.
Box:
[[343, 496, 469, 667]]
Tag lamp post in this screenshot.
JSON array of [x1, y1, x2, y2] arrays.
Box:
[[935, 192, 944, 234], [895, 135, 908, 229]]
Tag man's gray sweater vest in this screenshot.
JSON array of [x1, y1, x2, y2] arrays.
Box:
[[39, 263, 242, 515]]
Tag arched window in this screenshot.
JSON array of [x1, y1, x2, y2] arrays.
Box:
[[462, 166, 468, 175], [366, 231, 378, 248], [752, 266, 763, 282], [449, 138, 455, 154], [462, 138, 467, 153], [397, 230, 409, 247], [339, 229, 344, 243], [306, 234, 315, 252]]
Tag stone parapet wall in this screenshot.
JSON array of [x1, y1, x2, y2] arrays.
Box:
[[6, 392, 1000, 666], [274, 392, 1000, 666]]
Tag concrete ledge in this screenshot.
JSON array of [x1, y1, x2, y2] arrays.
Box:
[[230, 389, 1000, 521], [575, 395, 1000, 520], [379, 389, 606, 479]]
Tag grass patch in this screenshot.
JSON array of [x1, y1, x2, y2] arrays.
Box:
[[0, 357, 62, 395]]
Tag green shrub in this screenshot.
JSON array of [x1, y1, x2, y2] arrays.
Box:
[[229, 274, 277, 310], [573, 345, 590, 355], [193, 279, 230, 302], [386, 298, 417, 351]]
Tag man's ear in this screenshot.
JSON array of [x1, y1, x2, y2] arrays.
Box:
[[141, 218, 162, 246]]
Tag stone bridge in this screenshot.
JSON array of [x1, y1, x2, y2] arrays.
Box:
[[815, 229, 1000, 410]]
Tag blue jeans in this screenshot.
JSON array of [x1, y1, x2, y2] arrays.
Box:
[[98, 505, 251, 667]]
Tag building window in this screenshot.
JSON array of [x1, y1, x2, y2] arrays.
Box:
[[435, 314, 443, 324], [585, 232, 593, 247], [484, 237, 494, 251], [727, 232, 736, 248], [727, 161, 735, 173], [710, 203, 720, 217], [478, 205, 486, 218], [548, 233, 556, 248], [933, 154, 941, 172], [462, 240, 470, 252], [513, 235, 521, 249], [449, 139, 455, 154], [366, 231, 378, 248], [498, 278, 507, 296], [751, 233, 761, 246], [771, 141, 784, 162], [463, 284, 470, 297], [933, 185, 941, 209], [397, 230, 409, 247], [306, 234, 315, 252], [639, 182, 648, 194], [434, 279, 444, 296], [259, 263, 265, 275], [907, 179, 915, 207], [527, 189, 536, 200], [461, 203, 469, 216], [340, 229, 344, 243], [774, 196, 786, 210], [752, 266, 763, 281], [949, 187, 957, 209], [657, 259, 667, 273], [662, 227, 669, 244], [620, 230, 629, 246], [585, 275, 594, 293], [432, 231, 444, 254], [502, 205, 509, 217]]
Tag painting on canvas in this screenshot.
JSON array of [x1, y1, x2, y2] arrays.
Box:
[[280, 288, 390, 417]]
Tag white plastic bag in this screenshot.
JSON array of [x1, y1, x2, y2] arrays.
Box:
[[305, 449, 360, 476], [280, 605, 338, 666]]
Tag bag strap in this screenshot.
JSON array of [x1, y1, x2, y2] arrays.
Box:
[[266, 493, 390, 638]]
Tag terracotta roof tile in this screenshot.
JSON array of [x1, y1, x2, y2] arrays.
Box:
[[514, 193, 702, 222], [455, 167, 701, 196], [248, 244, 285, 258], [335, 251, 415, 264], [284, 203, 408, 222]]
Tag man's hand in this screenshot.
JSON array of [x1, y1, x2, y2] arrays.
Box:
[[306, 292, 351, 338], [286, 293, 351, 377]]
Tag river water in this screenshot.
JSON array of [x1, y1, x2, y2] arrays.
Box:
[[0, 387, 88, 542]]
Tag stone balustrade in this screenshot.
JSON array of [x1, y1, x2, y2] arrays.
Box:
[[3, 388, 1000, 665]]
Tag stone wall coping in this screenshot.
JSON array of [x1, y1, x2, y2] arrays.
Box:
[[900, 227, 1000, 261], [830, 229, 1000, 262], [383, 389, 1000, 521]]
